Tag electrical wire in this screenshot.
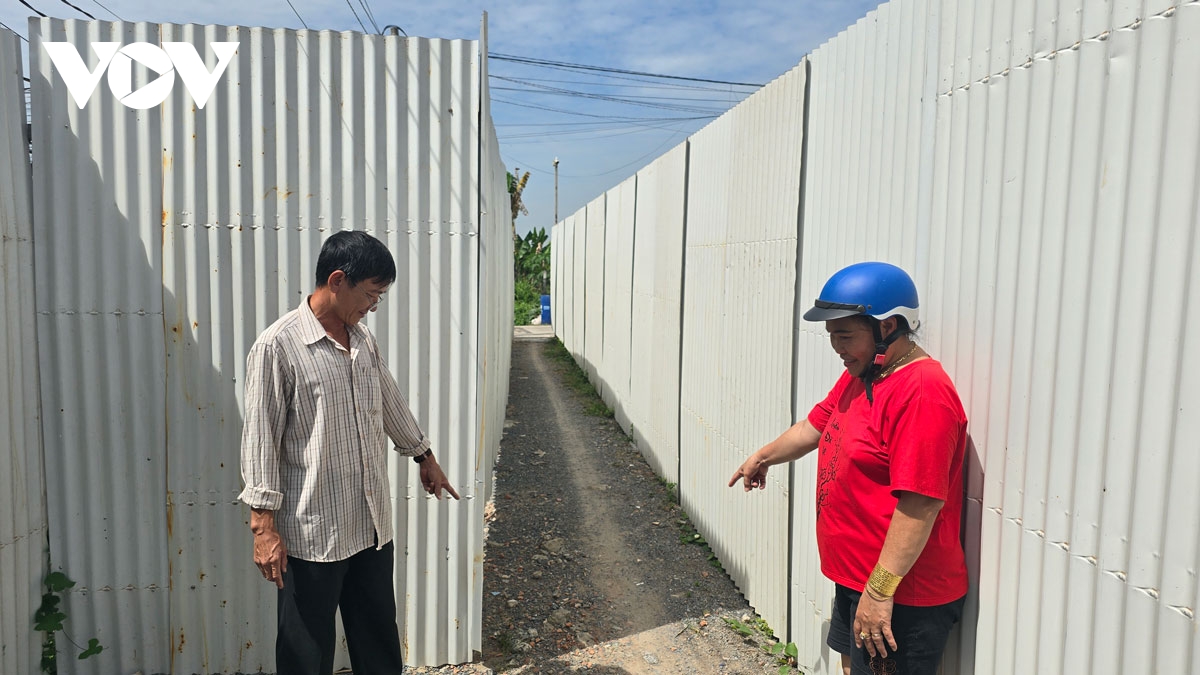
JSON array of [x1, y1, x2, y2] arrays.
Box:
[[494, 74, 745, 93], [356, 0, 379, 34], [490, 73, 744, 99], [493, 96, 716, 123], [90, 0, 122, 20], [490, 76, 725, 115], [502, 121, 689, 179], [343, 0, 368, 34], [491, 83, 745, 106], [586, 126, 690, 177], [56, 0, 96, 20], [16, 0, 48, 18], [489, 52, 763, 88], [283, 0, 309, 29], [0, 18, 30, 41], [497, 115, 713, 127], [500, 122, 690, 142]]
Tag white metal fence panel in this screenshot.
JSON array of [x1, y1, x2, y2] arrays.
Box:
[[0, 28, 47, 675], [602, 175, 636, 430], [30, 18, 504, 672], [547, 0, 1200, 672], [678, 62, 806, 636], [551, 222, 560, 332], [583, 197, 606, 386], [557, 218, 574, 353], [30, 18, 174, 673], [571, 210, 586, 360], [927, 2, 1200, 673], [792, 1, 935, 671], [476, 21, 513, 641], [628, 142, 688, 483]]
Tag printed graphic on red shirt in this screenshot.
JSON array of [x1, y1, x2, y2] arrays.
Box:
[[806, 359, 969, 607], [815, 418, 842, 520]]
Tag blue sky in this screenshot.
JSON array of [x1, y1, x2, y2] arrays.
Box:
[[1, 0, 883, 236]]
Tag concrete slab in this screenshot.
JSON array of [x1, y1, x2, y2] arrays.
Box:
[[513, 324, 555, 342]]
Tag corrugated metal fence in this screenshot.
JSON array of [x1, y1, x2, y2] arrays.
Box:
[[0, 27, 48, 675], [551, 1, 1200, 673], [1, 17, 511, 673]]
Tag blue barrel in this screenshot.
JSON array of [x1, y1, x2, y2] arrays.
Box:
[[540, 295, 551, 325]]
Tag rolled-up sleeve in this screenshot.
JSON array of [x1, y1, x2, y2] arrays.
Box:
[[239, 341, 292, 509], [377, 346, 431, 457]]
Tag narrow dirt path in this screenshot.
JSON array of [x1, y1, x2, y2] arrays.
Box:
[[470, 337, 786, 675], [528, 342, 674, 635]]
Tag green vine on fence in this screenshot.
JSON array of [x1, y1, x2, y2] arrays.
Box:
[[35, 571, 103, 673]]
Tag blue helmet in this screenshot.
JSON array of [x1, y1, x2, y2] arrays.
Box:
[[802, 262, 919, 327]]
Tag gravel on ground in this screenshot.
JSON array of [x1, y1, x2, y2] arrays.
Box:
[[405, 336, 797, 675]]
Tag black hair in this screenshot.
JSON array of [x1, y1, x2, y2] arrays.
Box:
[[314, 231, 397, 288], [851, 314, 917, 341]]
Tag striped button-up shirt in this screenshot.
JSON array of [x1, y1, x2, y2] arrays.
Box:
[[238, 297, 430, 562]]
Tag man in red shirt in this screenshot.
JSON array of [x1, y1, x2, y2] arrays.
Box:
[[730, 262, 968, 675]]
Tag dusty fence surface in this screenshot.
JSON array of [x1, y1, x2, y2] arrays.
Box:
[[0, 17, 511, 674], [551, 1, 1200, 673], [0, 27, 48, 675]]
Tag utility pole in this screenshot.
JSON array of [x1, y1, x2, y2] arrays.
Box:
[[553, 157, 559, 225]]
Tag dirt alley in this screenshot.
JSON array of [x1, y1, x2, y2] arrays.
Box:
[[440, 335, 791, 674]]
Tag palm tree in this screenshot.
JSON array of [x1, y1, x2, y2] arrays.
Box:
[[507, 169, 531, 241]]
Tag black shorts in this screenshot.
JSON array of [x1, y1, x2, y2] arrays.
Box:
[[827, 584, 965, 675]]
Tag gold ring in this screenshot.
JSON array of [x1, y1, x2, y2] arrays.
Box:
[[872, 633, 882, 638], [859, 632, 869, 640]]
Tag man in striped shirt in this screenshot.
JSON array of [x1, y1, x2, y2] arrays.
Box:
[[239, 231, 459, 675]]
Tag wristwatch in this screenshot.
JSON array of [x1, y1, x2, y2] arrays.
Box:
[[412, 449, 433, 464]]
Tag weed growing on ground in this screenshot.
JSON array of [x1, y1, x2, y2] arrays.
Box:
[[723, 617, 802, 674], [545, 340, 613, 417], [656, 476, 678, 503], [674, 513, 726, 574], [491, 630, 516, 655]]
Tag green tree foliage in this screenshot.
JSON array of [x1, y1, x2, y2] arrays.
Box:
[[513, 226, 550, 325]]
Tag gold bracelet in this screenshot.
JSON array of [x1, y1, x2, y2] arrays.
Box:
[[863, 585, 889, 602], [867, 563, 903, 598]]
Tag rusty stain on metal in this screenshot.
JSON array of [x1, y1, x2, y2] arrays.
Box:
[[166, 490, 174, 538]]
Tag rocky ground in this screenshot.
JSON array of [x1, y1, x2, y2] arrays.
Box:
[[404, 335, 798, 675]]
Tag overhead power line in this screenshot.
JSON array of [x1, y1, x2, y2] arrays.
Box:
[[282, 0, 309, 29], [489, 52, 764, 88], [343, 0, 368, 33], [57, 0, 96, 20], [497, 115, 714, 127], [90, 0, 123, 20], [499, 74, 748, 94], [491, 75, 725, 115], [17, 0, 48, 18], [491, 82, 746, 106], [0, 18, 30, 41], [356, 0, 380, 33], [491, 96, 718, 126]]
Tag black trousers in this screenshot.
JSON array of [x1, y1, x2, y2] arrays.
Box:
[[277, 542, 404, 675], [828, 584, 965, 675]]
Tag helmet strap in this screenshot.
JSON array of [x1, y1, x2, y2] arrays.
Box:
[[861, 319, 902, 404]]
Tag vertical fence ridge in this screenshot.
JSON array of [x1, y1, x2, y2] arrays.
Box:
[[549, 1, 1200, 673]]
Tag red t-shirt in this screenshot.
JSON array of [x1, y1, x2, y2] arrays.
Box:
[[807, 358, 968, 606]]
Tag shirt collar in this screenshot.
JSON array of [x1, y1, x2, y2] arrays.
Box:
[[297, 295, 369, 348], [296, 296, 330, 346]]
